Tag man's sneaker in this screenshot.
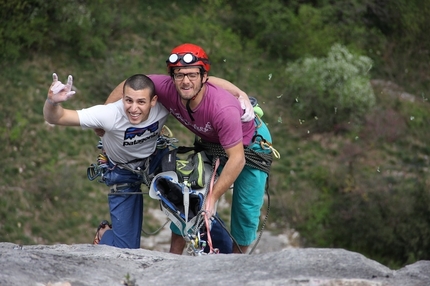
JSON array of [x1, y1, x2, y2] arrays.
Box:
[[93, 220, 112, 245]]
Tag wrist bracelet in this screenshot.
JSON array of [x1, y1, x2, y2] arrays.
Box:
[[46, 98, 59, 106]]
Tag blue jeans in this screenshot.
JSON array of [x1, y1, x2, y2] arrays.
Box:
[[99, 148, 168, 248], [203, 216, 233, 254]]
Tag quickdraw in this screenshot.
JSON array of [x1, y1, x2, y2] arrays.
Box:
[[87, 143, 109, 181]]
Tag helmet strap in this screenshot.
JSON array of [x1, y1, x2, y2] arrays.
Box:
[[186, 100, 195, 121]]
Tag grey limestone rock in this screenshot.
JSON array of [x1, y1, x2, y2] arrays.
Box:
[[0, 242, 429, 286]]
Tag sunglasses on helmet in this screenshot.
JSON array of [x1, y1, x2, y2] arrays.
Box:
[[167, 53, 208, 65]]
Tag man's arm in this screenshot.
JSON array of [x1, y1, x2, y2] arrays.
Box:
[[105, 80, 125, 104], [208, 76, 247, 99], [204, 142, 245, 217], [208, 76, 254, 122], [44, 101, 80, 126], [43, 73, 80, 126]]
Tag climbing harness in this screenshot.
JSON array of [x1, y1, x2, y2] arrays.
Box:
[[87, 131, 177, 194]]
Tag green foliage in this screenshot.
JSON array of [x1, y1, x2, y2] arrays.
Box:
[[286, 5, 338, 58], [284, 44, 376, 132], [363, 0, 430, 94], [289, 153, 430, 269], [0, 0, 134, 63], [0, 0, 41, 60], [398, 100, 430, 140], [122, 273, 136, 286], [217, 0, 386, 61], [335, 180, 430, 269], [9, 112, 29, 143], [384, 0, 430, 43]]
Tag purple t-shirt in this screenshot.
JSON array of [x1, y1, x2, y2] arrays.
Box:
[[149, 75, 255, 148]]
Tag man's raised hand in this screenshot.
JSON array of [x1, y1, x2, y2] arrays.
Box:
[[239, 94, 255, 122], [48, 73, 76, 104]]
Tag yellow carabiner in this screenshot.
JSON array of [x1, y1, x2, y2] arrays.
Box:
[[161, 125, 174, 138]]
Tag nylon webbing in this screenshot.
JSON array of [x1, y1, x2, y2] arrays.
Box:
[[114, 157, 151, 187]]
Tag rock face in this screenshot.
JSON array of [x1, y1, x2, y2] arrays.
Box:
[[1, 243, 429, 286]]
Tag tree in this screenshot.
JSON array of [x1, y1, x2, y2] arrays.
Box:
[[284, 44, 375, 132]]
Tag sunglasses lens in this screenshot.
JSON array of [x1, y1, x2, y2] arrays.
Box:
[[182, 53, 194, 64], [168, 54, 179, 64]]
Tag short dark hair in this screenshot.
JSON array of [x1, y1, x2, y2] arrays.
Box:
[[123, 74, 155, 99]]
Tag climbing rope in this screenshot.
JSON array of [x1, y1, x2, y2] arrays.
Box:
[[201, 157, 221, 254], [194, 137, 274, 174]]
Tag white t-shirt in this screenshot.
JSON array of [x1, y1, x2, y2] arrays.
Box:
[[77, 99, 169, 165]]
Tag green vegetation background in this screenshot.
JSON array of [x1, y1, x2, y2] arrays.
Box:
[[1, 0, 429, 269]]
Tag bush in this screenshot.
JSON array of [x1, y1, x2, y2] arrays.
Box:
[[0, 0, 133, 64], [284, 44, 376, 132]]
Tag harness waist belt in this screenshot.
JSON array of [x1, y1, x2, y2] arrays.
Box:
[[110, 183, 140, 193]]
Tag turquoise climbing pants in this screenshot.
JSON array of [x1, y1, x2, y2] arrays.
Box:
[[229, 118, 272, 246]]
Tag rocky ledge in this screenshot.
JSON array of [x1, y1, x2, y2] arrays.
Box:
[[0, 242, 429, 286]]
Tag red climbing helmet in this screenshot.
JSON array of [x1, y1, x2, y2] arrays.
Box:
[[166, 43, 211, 73]]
